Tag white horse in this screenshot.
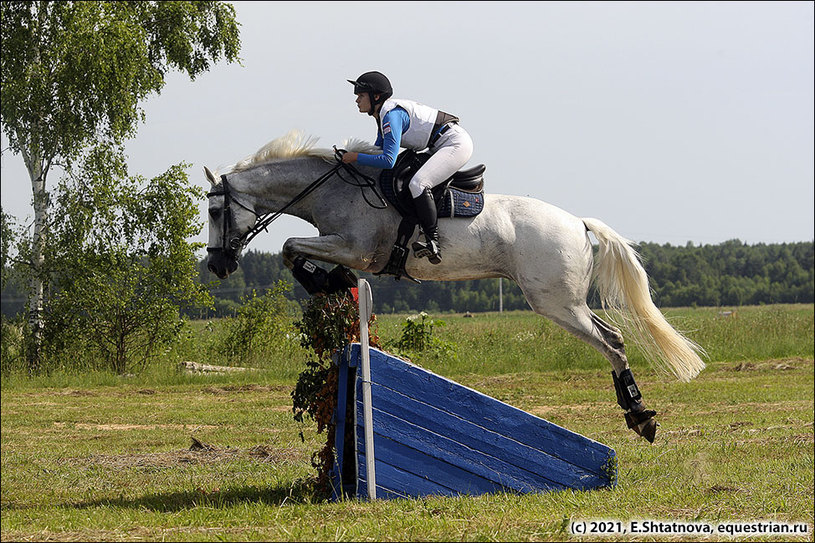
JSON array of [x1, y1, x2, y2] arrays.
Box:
[[205, 131, 706, 442]]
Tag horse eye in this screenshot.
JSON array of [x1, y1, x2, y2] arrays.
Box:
[[209, 208, 222, 220]]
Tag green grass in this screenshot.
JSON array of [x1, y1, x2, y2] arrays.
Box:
[[381, 304, 814, 379], [1, 305, 813, 541]]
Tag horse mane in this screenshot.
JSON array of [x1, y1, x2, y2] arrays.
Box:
[[220, 130, 380, 174]]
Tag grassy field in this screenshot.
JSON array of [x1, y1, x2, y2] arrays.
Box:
[[1, 304, 813, 541]]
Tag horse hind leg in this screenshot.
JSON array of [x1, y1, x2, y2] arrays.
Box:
[[533, 301, 659, 442], [589, 313, 659, 442]]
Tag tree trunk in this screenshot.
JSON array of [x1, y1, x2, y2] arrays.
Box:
[[21, 146, 47, 375]]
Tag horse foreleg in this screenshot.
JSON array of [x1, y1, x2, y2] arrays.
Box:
[[282, 234, 370, 295], [282, 234, 376, 269]]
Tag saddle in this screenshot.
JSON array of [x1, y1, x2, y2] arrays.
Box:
[[376, 150, 487, 282]]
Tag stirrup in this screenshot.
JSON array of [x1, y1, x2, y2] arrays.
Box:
[[412, 239, 442, 264], [375, 244, 421, 283]]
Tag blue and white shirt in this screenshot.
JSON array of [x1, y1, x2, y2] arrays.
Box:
[[356, 98, 440, 169]]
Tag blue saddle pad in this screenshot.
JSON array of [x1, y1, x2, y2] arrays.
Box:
[[437, 187, 484, 218], [379, 171, 484, 219]]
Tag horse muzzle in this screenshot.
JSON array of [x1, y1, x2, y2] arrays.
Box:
[[207, 248, 239, 279]]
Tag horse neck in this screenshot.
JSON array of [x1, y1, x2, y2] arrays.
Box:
[[228, 157, 341, 223]]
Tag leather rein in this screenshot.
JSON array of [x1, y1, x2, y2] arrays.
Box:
[[206, 148, 385, 256]]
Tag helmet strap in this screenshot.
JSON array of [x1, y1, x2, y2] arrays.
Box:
[[367, 93, 383, 117]]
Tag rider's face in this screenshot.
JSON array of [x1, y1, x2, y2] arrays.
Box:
[[355, 92, 371, 113]]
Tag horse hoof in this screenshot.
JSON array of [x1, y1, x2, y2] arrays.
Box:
[[636, 418, 659, 443]]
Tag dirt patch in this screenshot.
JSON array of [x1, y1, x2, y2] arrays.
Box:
[[694, 401, 813, 417], [530, 404, 603, 417], [792, 434, 814, 445], [1, 526, 260, 542], [53, 422, 223, 431], [65, 443, 305, 470], [53, 389, 99, 397], [728, 357, 813, 372], [707, 484, 741, 494], [202, 384, 290, 395], [21, 384, 292, 400], [728, 421, 753, 430], [663, 427, 703, 437], [468, 373, 540, 389]]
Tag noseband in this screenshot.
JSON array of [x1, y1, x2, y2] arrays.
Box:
[[206, 150, 385, 258]]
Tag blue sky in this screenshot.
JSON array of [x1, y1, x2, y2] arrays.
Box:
[[2, 1, 813, 256]]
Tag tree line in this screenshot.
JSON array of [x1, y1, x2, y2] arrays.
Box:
[[175, 239, 812, 317], [4, 232, 812, 321]]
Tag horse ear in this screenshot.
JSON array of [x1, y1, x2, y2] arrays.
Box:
[[204, 166, 217, 186]]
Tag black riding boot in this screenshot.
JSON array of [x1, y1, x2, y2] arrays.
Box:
[[411, 188, 442, 264]]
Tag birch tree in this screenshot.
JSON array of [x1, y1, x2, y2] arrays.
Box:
[[0, 1, 240, 372]]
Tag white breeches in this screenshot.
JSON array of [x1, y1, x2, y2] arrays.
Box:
[[408, 124, 474, 198]]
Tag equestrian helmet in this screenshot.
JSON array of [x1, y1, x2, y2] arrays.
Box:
[[348, 71, 393, 102]]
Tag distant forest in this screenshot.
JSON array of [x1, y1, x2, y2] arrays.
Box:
[[197, 239, 813, 316], [2, 240, 812, 318]]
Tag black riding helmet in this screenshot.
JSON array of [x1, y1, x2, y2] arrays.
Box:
[[348, 71, 393, 115]]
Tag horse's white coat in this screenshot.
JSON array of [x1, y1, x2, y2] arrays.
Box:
[[207, 131, 705, 383]]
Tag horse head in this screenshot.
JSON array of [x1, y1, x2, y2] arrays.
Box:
[[205, 166, 254, 279]]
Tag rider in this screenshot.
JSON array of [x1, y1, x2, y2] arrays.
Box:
[[341, 71, 473, 264]]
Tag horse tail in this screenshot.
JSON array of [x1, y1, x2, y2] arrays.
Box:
[[582, 217, 706, 382]]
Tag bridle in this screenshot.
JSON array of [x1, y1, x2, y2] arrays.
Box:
[[206, 148, 385, 258], [206, 176, 252, 259]]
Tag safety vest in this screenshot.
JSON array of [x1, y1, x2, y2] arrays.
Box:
[[379, 98, 439, 150]]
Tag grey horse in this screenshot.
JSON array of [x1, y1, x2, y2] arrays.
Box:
[[205, 131, 705, 442]]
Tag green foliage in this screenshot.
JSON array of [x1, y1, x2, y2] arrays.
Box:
[[388, 311, 457, 362], [1, 0, 241, 373], [183, 240, 814, 316], [1, 1, 241, 163], [639, 239, 814, 307], [0, 315, 24, 374], [396, 311, 445, 351], [0, 209, 13, 291], [214, 283, 300, 366], [28, 146, 211, 375], [291, 292, 360, 428]]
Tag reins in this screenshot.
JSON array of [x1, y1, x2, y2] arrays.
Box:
[[207, 148, 386, 254]]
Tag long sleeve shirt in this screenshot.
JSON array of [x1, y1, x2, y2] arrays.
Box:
[[356, 107, 411, 169]]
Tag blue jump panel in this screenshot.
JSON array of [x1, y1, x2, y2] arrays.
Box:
[[331, 344, 616, 500]]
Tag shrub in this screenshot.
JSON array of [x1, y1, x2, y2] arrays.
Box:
[[214, 282, 300, 367], [389, 311, 457, 361], [25, 149, 211, 375], [0, 315, 24, 374], [290, 291, 380, 498]]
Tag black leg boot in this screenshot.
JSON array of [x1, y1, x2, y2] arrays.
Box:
[[411, 188, 442, 264], [612, 368, 658, 443]]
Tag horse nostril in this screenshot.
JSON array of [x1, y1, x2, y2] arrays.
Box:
[[208, 263, 217, 274]]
